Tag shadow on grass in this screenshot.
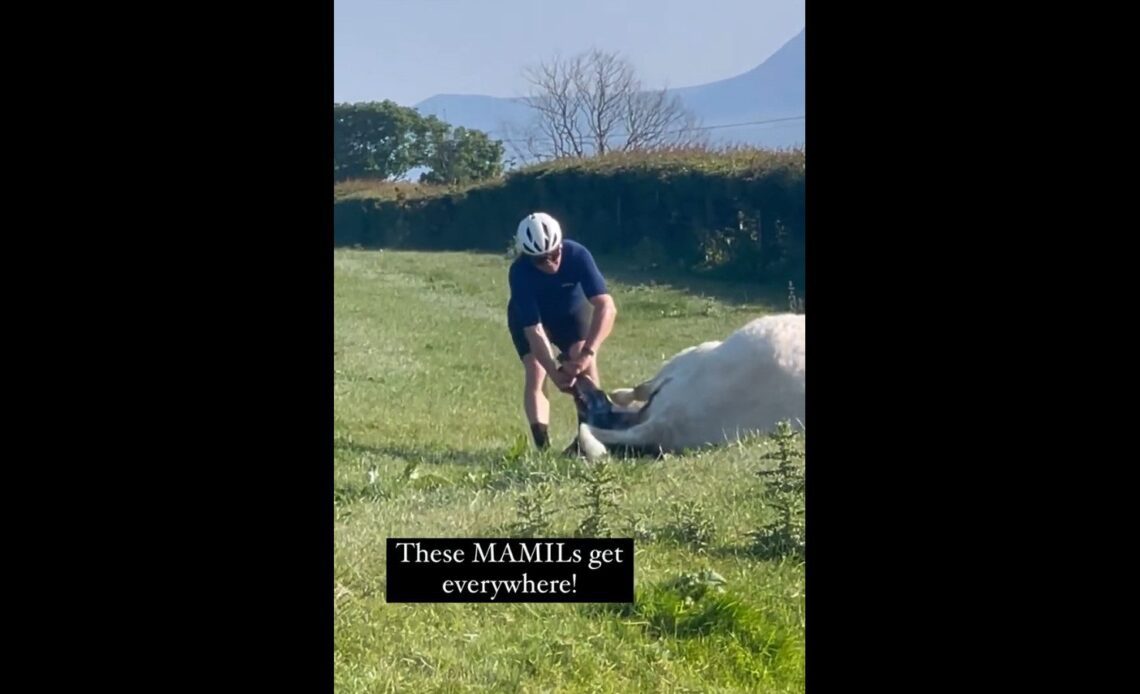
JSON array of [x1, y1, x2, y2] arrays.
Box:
[[335, 435, 666, 469], [334, 438, 499, 468]]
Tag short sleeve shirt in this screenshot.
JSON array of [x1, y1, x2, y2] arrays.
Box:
[[507, 239, 608, 328]]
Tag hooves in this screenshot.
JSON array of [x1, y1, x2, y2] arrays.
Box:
[[568, 424, 665, 461]]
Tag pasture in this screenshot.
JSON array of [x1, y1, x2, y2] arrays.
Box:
[[334, 248, 806, 693]]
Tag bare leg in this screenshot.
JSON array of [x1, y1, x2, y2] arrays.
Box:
[[523, 354, 551, 448], [562, 341, 601, 457]]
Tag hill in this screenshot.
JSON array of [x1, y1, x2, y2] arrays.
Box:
[[412, 28, 805, 150]]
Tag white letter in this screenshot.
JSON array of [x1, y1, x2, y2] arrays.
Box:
[[395, 542, 416, 562], [473, 542, 496, 563]]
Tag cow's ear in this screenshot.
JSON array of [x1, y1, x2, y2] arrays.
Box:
[[633, 379, 665, 402], [609, 388, 639, 406]]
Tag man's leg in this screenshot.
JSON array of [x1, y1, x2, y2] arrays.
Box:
[[522, 354, 551, 449], [555, 303, 600, 457], [564, 300, 600, 386], [558, 340, 600, 457], [510, 314, 554, 449]]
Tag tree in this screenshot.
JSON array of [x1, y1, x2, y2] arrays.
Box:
[[333, 100, 440, 181], [333, 100, 505, 184], [419, 127, 506, 185], [516, 49, 706, 161]]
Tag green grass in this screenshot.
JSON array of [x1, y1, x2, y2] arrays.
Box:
[[335, 248, 805, 693]]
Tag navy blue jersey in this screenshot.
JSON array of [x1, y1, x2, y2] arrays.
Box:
[[507, 239, 608, 328]]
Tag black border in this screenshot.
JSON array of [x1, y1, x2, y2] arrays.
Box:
[[805, 4, 998, 687], [90, 5, 337, 689], [65, 2, 1007, 688]]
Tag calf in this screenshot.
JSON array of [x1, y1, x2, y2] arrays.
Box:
[[575, 314, 805, 459]]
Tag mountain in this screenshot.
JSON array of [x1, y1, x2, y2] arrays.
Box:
[[671, 28, 804, 122], [412, 28, 805, 151], [413, 93, 532, 139]]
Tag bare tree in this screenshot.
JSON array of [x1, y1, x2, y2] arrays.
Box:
[[500, 121, 550, 167], [519, 49, 705, 161]]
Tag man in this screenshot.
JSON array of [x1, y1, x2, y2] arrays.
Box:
[[507, 211, 617, 453]]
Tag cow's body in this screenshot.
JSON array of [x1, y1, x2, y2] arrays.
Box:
[[577, 314, 805, 458]]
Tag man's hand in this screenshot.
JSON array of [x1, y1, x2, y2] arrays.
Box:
[[549, 365, 576, 392], [561, 351, 594, 378]]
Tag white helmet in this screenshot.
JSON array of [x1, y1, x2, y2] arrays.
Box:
[[516, 212, 563, 256]]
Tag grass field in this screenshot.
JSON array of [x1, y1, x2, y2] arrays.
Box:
[[334, 248, 806, 693]]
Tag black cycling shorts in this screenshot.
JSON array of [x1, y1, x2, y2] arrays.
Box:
[[508, 301, 592, 361]]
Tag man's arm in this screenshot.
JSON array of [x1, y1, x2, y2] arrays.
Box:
[[524, 324, 575, 390], [566, 246, 616, 376], [523, 323, 562, 376], [581, 293, 616, 356], [562, 293, 615, 378]]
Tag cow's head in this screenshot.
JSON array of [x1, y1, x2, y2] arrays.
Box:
[[570, 375, 668, 460], [569, 375, 647, 430]]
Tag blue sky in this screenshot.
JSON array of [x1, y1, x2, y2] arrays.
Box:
[[334, 0, 805, 107]]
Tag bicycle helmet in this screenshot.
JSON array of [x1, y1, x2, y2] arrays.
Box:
[[516, 212, 563, 256]]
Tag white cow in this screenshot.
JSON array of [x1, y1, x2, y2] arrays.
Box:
[[576, 313, 805, 459]]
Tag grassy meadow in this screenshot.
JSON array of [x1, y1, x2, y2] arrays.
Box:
[[334, 248, 805, 693]]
